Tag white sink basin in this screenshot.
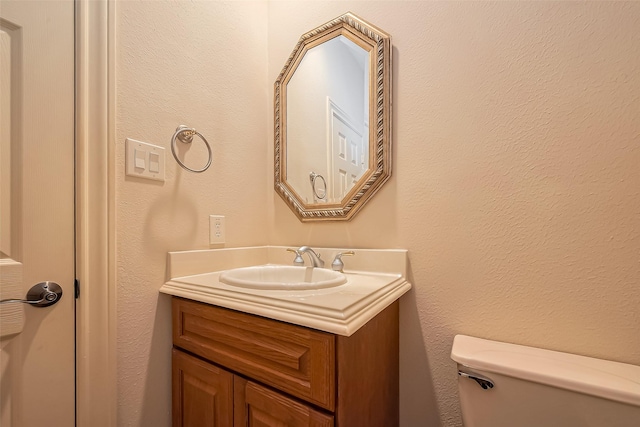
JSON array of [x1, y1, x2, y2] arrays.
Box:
[[219, 265, 347, 290]]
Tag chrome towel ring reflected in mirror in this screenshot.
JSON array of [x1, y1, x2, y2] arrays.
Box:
[[309, 171, 327, 200], [171, 125, 212, 173]]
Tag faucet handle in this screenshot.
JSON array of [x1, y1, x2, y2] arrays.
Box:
[[331, 251, 355, 272], [286, 248, 305, 266]]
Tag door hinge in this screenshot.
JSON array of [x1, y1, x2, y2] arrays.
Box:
[[75, 279, 80, 299]]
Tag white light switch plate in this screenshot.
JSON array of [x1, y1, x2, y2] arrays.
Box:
[[126, 138, 165, 181]]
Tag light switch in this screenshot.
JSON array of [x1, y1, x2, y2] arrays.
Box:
[[134, 149, 146, 169], [126, 138, 165, 181], [149, 152, 160, 173]]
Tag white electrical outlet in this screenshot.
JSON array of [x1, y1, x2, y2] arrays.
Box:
[[209, 215, 225, 245]]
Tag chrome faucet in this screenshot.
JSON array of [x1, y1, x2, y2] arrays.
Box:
[[286, 248, 305, 266], [331, 251, 355, 272], [297, 246, 324, 268]]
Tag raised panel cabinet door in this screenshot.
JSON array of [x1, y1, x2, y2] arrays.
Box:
[[173, 349, 234, 427], [234, 377, 334, 427]]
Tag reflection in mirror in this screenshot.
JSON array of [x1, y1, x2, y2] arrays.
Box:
[[275, 13, 391, 221], [286, 35, 370, 204]]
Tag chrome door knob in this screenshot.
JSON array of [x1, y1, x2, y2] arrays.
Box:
[[0, 281, 63, 307]]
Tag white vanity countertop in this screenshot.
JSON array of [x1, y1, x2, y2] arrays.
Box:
[[159, 246, 412, 336]]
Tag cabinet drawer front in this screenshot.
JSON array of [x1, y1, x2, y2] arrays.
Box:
[[173, 298, 335, 410]]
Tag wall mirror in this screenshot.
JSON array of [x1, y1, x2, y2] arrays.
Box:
[[274, 12, 391, 221]]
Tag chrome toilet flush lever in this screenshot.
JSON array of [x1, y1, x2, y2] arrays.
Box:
[[458, 369, 495, 390], [331, 251, 355, 272]]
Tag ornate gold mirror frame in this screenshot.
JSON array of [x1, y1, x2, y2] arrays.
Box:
[[274, 12, 392, 221]]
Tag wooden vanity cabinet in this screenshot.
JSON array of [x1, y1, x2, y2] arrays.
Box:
[[171, 297, 399, 427]]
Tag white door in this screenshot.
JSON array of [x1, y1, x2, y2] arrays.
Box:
[[328, 103, 366, 203], [0, 1, 75, 426]]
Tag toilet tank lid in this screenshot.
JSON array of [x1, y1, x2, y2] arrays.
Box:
[[451, 335, 640, 407]]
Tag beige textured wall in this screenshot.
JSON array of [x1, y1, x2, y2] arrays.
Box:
[[268, 2, 640, 426], [115, 1, 269, 425], [115, 1, 640, 426]]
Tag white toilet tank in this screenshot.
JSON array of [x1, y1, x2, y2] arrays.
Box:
[[450, 335, 640, 427]]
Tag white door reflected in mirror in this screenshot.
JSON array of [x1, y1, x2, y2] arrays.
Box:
[[286, 35, 370, 204]]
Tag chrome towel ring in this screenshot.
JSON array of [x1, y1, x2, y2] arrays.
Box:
[[309, 171, 327, 200], [171, 125, 212, 173]]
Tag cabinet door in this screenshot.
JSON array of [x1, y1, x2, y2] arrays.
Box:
[[234, 377, 333, 427], [173, 349, 234, 427]]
